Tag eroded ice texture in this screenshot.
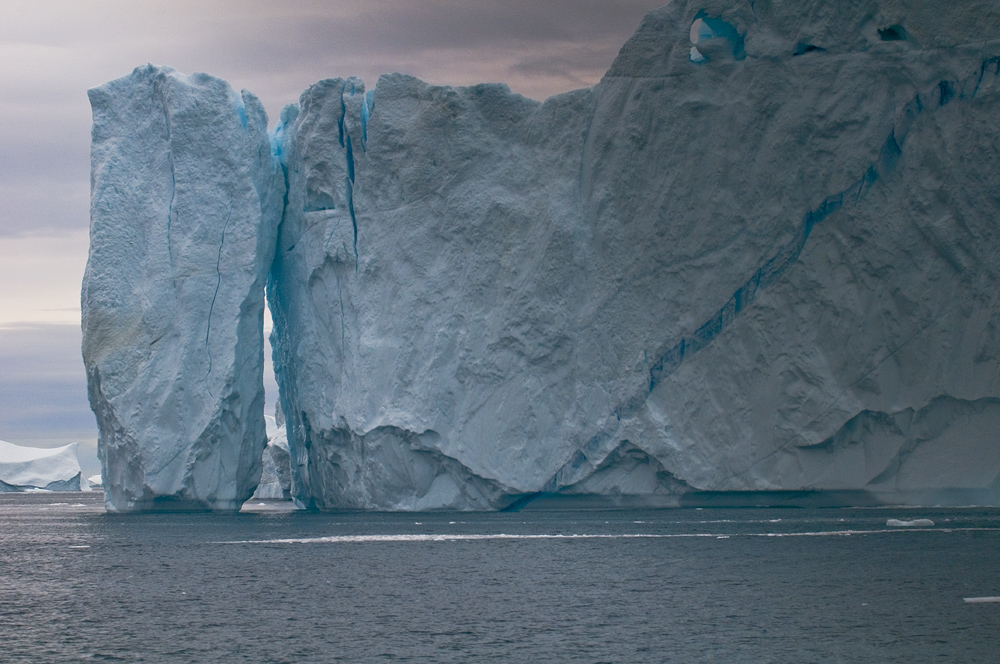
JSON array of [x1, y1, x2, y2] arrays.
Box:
[[83, 65, 284, 511], [267, 0, 1000, 509]]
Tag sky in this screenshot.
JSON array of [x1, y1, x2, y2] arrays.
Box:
[[0, 0, 667, 476]]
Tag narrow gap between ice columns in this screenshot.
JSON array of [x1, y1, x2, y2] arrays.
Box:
[[263, 299, 279, 421]]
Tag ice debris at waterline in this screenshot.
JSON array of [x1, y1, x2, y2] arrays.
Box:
[[84, 0, 1000, 512], [886, 519, 935, 528], [0, 440, 88, 492]]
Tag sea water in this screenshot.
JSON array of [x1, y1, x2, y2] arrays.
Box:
[[2, 492, 999, 662]]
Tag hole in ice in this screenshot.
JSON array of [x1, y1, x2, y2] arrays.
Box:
[[690, 17, 715, 43], [793, 43, 825, 56], [689, 14, 746, 62], [938, 80, 955, 106], [878, 25, 907, 41], [303, 189, 336, 213]]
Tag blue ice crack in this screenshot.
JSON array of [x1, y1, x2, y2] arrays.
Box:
[[204, 204, 233, 396], [643, 57, 998, 399]]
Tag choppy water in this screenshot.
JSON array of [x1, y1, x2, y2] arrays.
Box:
[[2, 493, 999, 663]]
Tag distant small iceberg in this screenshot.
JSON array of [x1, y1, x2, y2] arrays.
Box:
[[886, 518, 935, 527], [88, 474, 103, 489], [251, 413, 292, 501], [0, 440, 88, 492]]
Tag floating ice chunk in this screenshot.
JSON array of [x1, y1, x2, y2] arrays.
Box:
[[690, 46, 706, 63], [886, 518, 935, 527], [0, 440, 85, 491], [90, 2, 1000, 514], [964, 596, 1000, 603]]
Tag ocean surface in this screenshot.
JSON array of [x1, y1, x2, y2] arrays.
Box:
[[1, 493, 999, 663]]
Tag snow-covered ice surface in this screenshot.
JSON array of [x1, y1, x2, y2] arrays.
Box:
[[0, 440, 86, 491], [267, 0, 1000, 509], [82, 65, 284, 511]]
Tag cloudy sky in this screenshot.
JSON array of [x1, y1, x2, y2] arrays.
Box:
[[0, 0, 666, 475]]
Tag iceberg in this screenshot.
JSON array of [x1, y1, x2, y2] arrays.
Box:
[[82, 65, 284, 511], [84, 0, 1000, 511], [0, 440, 86, 492], [267, 0, 1000, 509], [251, 414, 292, 500], [886, 519, 935, 527]]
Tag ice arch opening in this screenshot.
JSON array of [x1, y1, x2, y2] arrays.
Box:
[[689, 14, 746, 63], [878, 25, 908, 41]]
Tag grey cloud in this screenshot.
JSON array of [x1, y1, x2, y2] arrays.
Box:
[[0, 324, 96, 442], [508, 44, 629, 81], [204, 0, 663, 78], [0, 181, 88, 236], [0, 1, 665, 237]]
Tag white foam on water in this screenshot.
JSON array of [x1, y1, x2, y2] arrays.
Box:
[[887, 518, 935, 527], [217, 527, 1000, 545]]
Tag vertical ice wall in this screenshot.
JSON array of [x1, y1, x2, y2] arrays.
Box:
[[267, 75, 605, 509], [267, 0, 1000, 509], [82, 65, 283, 511]]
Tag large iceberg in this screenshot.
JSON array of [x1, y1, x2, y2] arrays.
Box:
[[84, 0, 1000, 511], [267, 0, 1000, 509], [82, 65, 284, 511], [0, 440, 87, 492]]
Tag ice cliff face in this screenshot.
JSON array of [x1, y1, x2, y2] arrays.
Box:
[[82, 66, 284, 511], [268, 0, 1000, 509], [85, 1, 1000, 511]]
